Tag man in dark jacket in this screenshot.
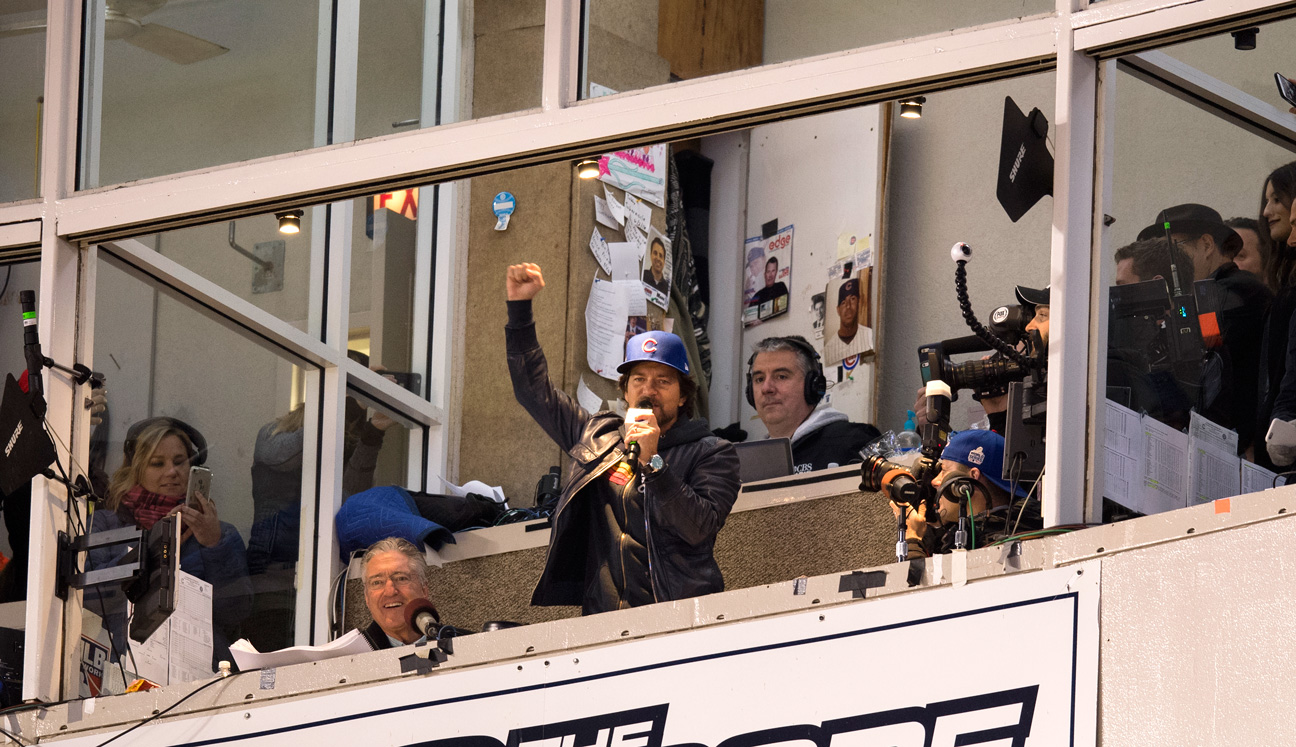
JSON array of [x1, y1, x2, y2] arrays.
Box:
[[747, 336, 879, 473], [505, 262, 741, 615]]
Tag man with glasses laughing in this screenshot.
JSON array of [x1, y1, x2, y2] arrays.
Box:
[[360, 537, 435, 649]]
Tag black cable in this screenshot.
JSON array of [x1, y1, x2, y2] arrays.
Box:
[[0, 265, 12, 304], [92, 672, 241, 747], [954, 261, 1040, 369], [0, 723, 27, 746], [1273, 470, 1296, 488]]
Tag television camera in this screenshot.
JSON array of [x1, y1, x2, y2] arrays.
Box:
[[862, 243, 1048, 560]]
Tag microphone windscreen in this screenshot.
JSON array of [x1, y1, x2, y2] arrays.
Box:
[[402, 597, 440, 631]]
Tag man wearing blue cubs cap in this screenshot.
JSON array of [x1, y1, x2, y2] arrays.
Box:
[[505, 263, 740, 615], [891, 429, 1041, 558]]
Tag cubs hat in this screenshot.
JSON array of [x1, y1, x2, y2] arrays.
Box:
[[837, 278, 859, 306], [618, 330, 691, 376], [940, 429, 1028, 498]]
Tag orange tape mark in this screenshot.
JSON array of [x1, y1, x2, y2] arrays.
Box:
[[1199, 311, 1222, 348], [1214, 497, 1231, 514]]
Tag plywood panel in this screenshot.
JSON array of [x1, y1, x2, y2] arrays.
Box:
[[657, 0, 763, 81]]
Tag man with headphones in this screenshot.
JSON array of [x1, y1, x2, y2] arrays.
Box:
[[748, 336, 881, 473]]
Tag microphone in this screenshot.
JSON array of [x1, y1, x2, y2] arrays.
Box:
[[402, 597, 441, 640], [626, 396, 652, 464], [20, 291, 43, 398]]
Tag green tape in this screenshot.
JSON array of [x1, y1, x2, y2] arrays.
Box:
[[21, 312, 35, 320], [1163, 221, 1170, 230]]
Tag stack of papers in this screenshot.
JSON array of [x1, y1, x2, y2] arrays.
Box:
[[229, 629, 373, 670], [1104, 401, 1276, 515]]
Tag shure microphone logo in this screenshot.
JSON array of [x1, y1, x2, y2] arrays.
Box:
[[4, 422, 21, 458], [1009, 143, 1026, 183]]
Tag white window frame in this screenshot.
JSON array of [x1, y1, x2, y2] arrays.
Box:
[[8, 0, 1294, 701]]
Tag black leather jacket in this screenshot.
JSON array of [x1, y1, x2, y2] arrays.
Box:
[[506, 301, 740, 611]]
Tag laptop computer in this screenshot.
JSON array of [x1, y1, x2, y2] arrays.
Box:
[[732, 438, 794, 483]]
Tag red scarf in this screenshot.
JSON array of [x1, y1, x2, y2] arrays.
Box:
[[119, 485, 184, 530]]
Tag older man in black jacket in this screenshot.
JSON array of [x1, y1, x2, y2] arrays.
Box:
[[505, 262, 740, 615]]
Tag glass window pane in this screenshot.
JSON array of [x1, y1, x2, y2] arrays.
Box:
[[81, 0, 321, 187], [117, 211, 317, 334], [579, 0, 1053, 99], [342, 381, 415, 492], [0, 261, 40, 704], [1102, 24, 1296, 520], [349, 191, 429, 397], [0, 7, 45, 203], [84, 253, 317, 691], [356, 0, 544, 138]]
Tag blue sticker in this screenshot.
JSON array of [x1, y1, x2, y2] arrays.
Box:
[[492, 192, 516, 218]]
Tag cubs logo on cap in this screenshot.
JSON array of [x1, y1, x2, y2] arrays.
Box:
[[618, 330, 690, 376]]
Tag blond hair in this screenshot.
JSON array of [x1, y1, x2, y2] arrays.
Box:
[[105, 421, 195, 510]]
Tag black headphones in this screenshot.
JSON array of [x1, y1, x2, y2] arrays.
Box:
[[122, 416, 208, 466], [745, 336, 828, 408]]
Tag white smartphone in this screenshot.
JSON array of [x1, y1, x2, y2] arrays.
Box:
[[187, 466, 213, 508]]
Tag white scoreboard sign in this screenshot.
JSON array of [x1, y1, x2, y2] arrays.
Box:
[[57, 564, 1099, 747]]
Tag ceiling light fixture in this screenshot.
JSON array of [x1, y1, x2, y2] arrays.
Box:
[[1230, 27, 1258, 50], [899, 96, 926, 119], [576, 159, 600, 179], [276, 210, 304, 234]]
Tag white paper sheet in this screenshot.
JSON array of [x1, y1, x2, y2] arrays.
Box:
[[439, 477, 507, 504], [594, 196, 620, 229], [625, 224, 648, 259], [128, 570, 214, 686], [618, 281, 648, 316], [609, 242, 641, 282], [624, 193, 651, 235], [576, 376, 604, 414], [597, 144, 668, 207], [1241, 460, 1279, 494], [588, 227, 612, 274], [586, 278, 630, 380], [1142, 416, 1189, 515], [603, 185, 626, 226], [1188, 412, 1241, 504], [229, 629, 373, 671], [1103, 400, 1143, 509]]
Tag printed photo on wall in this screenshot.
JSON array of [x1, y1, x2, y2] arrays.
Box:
[[810, 292, 827, 340], [742, 224, 794, 327], [822, 267, 874, 366], [642, 228, 672, 310]]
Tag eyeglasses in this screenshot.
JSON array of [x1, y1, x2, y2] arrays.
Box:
[[365, 572, 421, 591], [1171, 237, 1201, 253]]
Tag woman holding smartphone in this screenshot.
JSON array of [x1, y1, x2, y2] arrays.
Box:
[[89, 417, 252, 671]]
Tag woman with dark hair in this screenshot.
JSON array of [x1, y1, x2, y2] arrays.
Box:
[[1254, 162, 1296, 470], [89, 418, 251, 670]]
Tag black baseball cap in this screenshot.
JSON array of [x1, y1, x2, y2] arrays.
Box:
[[1015, 285, 1050, 309], [1136, 203, 1241, 254], [837, 278, 859, 305]]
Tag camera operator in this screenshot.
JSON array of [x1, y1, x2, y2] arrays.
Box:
[[889, 429, 1039, 559], [914, 284, 1048, 433]]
